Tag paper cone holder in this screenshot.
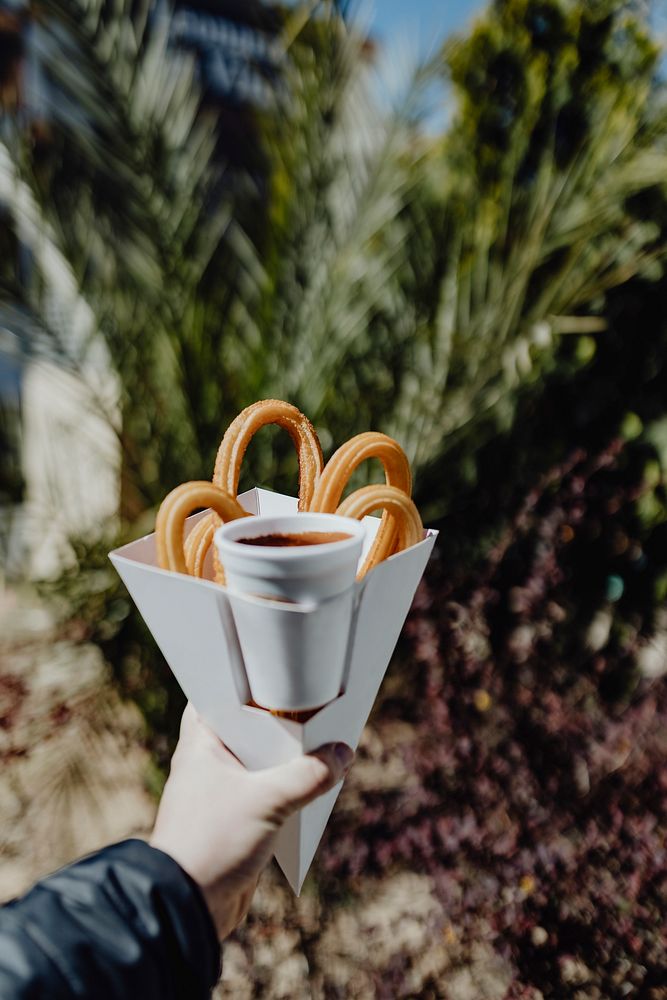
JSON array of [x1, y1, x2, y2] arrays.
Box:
[[109, 488, 437, 892]]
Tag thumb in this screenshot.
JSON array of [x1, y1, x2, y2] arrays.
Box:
[[256, 743, 355, 819]]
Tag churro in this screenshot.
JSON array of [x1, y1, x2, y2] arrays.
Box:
[[309, 432, 412, 575], [155, 406, 421, 588], [214, 399, 323, 508], [181, 401, 322, 583], [184, 515, 216, 578], [336, 484, 423, 576], [156, 481, 248, 576]]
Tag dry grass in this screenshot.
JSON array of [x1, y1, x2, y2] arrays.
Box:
[[0, 586, 154, 900]]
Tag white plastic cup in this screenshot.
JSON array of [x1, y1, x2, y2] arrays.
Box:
[[214, 513, 366, 603], [214, 513, 365, 711]]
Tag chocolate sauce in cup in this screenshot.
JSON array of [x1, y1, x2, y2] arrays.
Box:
[[237, 531, 352, 548], [216, 514, 365, 604]]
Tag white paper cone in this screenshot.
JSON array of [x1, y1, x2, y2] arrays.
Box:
[[109, 487, 437, 893]]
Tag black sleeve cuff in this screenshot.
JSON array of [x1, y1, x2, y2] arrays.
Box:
[[1, 839, 221, 1000]]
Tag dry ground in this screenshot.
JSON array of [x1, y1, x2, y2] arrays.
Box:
[[0, 585, 155, 899]]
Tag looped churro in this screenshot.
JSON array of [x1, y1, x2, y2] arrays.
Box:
[[336, 484, 423, 577], [309, 432, 412, 574], [214, 399, 324, 510], [183, 515, 216, 578], [156, 481, 248, 576], [189, 400, 323, 583], [155, 404, 421, 590]]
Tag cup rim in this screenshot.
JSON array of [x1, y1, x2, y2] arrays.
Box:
[[214, 512, 366, 560]]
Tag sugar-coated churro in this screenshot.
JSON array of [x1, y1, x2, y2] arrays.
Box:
[[187, 400, 323, 583], [156, 481, 248, 576], [337, 484, 423, 577], [155, 407, 421, 589], [214, 399, 324, 509], [184, 515, 216, 578], [309, 432, 412, 574]]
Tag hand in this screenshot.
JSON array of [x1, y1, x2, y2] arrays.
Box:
[[150, 704, 354, 940]]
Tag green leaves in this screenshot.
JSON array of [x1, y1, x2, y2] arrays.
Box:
[[4, 0, 667, 523], [384, 0, 667, 487]]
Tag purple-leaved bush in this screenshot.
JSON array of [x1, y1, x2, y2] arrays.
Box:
[[318, 441, 667, 997]]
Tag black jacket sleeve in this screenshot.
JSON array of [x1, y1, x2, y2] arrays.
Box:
[[0, 839, 221, 999]]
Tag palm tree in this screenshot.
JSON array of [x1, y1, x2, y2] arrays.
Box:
[[384, 0, 667, 493], [1, 0, 228, 522], [6, 0, 667, 522]]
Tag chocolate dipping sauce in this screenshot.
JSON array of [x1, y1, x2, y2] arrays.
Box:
[[238, 531, 352, 548]]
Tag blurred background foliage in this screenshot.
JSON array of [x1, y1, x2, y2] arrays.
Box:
[[3, 0, 667, 993], [7, 0, 667, 515]]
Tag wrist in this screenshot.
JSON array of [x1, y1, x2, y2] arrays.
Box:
[[149, 833, 241, 941]]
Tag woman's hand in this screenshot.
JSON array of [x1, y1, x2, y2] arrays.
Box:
[[150, 704, 354, 940]]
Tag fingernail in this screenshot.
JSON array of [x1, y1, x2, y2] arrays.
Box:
[[334, 743, 355, 773]]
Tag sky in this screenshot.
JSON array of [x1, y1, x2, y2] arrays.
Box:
[[358, 0, 484, 131], [370, 0, 483, 55]]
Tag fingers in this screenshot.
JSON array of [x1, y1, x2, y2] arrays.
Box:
[[178, 705, 355, 817], [254, 743, 355, 819], [177, 704, 243, 768]]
